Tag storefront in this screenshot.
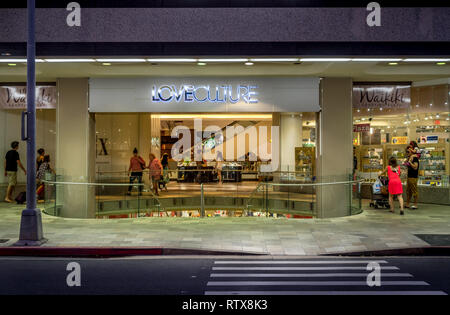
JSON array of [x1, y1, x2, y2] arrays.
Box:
[[0, 84, 57, 199], [352, 79, 450, 204]]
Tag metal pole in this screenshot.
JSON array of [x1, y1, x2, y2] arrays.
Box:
[[15, 0, 46, 246], [200, 183, 205, 217]]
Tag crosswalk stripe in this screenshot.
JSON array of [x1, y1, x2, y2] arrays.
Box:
[[207, 281, 429, 286], [204, 291, 447, 295], [212, 266, 399, 271], [210, 273, 413, 278], [214, 260, 389, 264]]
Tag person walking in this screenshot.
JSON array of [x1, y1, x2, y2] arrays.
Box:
[[4, 141, 27, 203], [380, 157, 404, 215], [405, 145, 420, 210], [148, 152, 162, 196], [36, 154, 55, 201], [127, 148, 146, 196], [36, 148, 45, 170], [159, 153, 170, 191]]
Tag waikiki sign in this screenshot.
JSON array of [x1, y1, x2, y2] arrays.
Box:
[[0, 86, 57, 109], [353, 84, 410, 109], [151, 84, 258, 104]]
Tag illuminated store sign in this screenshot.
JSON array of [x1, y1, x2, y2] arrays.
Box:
[[353, 84, 410, 109], [89, 77, 320, 113], [151, 85, 258, 104], [0, 86, 57, 109]]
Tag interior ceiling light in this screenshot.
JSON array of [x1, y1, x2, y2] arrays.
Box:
[[245, 62, 254, 66], [352, 58, 402, 62], [436, 62, 447, 65], [249, 58, 300, 62], [147, 58, 197, 62], [300, 58, 351, 62], [45, 59, 96, 62], [96, 58, 146, 62], [7, 63, 16, 66], [388, 62, 398, 65], [198, 58, 248, 62], [403, 58, 450, 62], [154, 114, 272, 119], [0, 59, 44, 62], [101, 63, 111, 66], [197, 62, 207, 66]]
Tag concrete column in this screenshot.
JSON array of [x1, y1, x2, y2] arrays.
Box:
[[280, 113, 302, 173], [150, 115, 161, 159], [56, 78, 96, 218], [316, 78, 353, 218]]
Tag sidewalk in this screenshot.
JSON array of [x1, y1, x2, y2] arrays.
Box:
[[0, 202, 449, 255]]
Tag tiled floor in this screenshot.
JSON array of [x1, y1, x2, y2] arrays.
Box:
[[0, 201, 449, 255]]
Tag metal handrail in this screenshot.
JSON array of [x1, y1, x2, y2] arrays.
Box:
[[244, 178, 364, 214]]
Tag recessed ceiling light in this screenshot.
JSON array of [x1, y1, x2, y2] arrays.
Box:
[[245, 62, 254, 66], [102, 63, 111, 66], [7, 63, 16, 66], [197, 62, 207, 66], [388, 62, 398, 65], [436, 62, 446, 65]]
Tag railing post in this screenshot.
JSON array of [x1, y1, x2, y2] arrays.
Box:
[[201, 183, 205, 218]]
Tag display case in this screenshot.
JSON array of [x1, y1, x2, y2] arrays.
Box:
[[418, 144, 448, 187], [294, 147, 315, 181], [358, 145, 384, 182]]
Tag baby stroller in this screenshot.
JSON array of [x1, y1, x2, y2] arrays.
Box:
[[370, 176, 390, 209]]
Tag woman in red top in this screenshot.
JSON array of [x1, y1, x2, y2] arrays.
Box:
[[127, 148, 146, 195], [148, 153, 163, 196], [380, 157, 404, 215]]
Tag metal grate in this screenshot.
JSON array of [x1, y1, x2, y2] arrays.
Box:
[[415, 234, 450, 246]]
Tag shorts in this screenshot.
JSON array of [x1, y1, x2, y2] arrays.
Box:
[[407, 177, 418, 200], [6, 171, 17, 186]]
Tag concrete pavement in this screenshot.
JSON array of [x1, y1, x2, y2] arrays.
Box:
[[0, 202, 449, 255]]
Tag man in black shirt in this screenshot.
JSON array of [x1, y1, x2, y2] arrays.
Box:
[[405, 146, 419, 210], [4, 141, 27, 203]]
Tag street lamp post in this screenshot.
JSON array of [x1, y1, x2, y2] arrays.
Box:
[[14, 0, 46, 246]]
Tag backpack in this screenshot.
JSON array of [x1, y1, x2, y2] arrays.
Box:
[[15, 191, 26, 204]]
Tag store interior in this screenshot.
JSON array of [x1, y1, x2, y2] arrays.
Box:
[[353, 83, 449, 188]]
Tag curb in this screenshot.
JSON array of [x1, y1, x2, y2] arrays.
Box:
[[0, 247, 264, 258]]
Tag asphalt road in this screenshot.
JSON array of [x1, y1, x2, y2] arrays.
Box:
[[0, 256, 448, 295]]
